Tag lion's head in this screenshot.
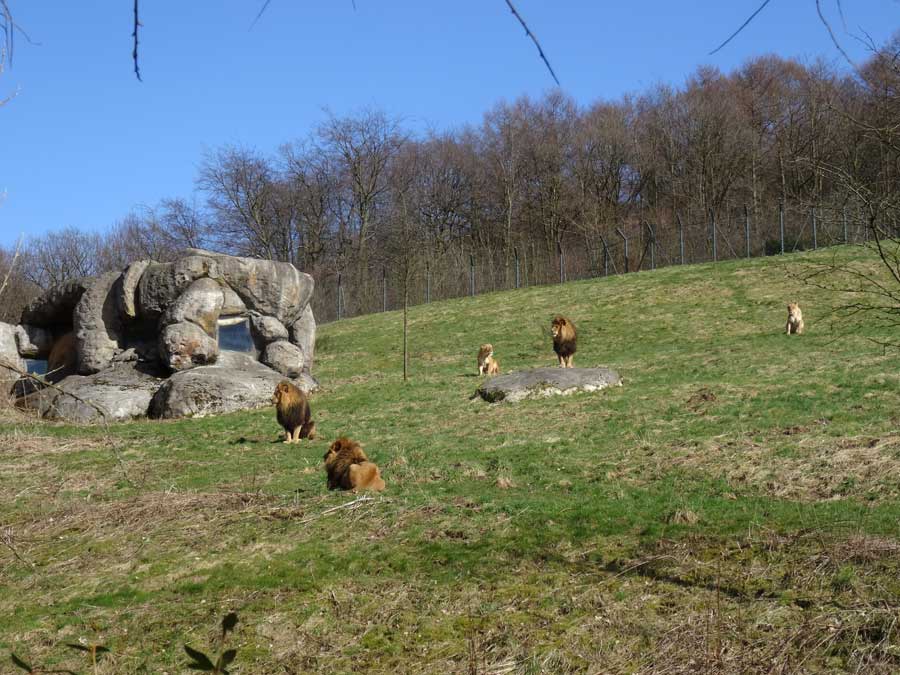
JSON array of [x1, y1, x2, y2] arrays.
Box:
[[551, 316, 575, 342]]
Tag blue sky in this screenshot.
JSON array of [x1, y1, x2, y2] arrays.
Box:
[[0, 1, 897, 248]]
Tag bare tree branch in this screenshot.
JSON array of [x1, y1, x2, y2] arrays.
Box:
[[709, 0, 774, 55], [504, 0, 560, 86], [132, 0, 142, 81]]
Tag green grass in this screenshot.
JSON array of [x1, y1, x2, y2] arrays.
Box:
[[2, 245, 900, 673]]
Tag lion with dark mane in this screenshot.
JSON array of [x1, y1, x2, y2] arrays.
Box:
[[272, 381, 316, 444], [324, 437, 386, 491], [551, 316, 577, 368]]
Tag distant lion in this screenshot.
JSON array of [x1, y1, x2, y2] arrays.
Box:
[[46, 331, 77, 382], [272, 381, 316, 444], [477, 344, 500, 376], [785, 303, 804, 335], [324, 437, 386, 492], [551, 316, 577, 368]]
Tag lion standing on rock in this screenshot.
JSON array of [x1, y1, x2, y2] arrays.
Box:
[[324, 437, 386, 492], [786, 303, 805, 335], [551, 316, 577, 368], [272, 381, 316, 443]]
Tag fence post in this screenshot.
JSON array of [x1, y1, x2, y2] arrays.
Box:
[[811, 207, 818, 250], [616, 227, 628, 273], [469, 254, 475, 297], [382, 267, 387, 312], [646, 222, 656, 270], [598, 235, 609, 276], [744, 204, 751, 258], [514, 247, 520, 289], [337, 273, 343, 320], [676, 212, 685, 265], [779, 201, 786, 254], [557, 241, 565, 283], [710, 210, 718, 262], [842, 206, 848, 244]]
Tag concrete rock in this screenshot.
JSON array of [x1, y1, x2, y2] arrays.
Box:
[[164, 277, 224, 336], [74, 272, 124, 375], [184, 248, 313, 324], [21, 277, 91, 327], [137, 256, 220, 318], [14, 324, 53, 358], [0, 322, 26, 392], [160, 321, 219, 371], [149, 351, 316, 419], [260, 339, 305, 378], [288, 304, 316, 374], [38, 363, 165, 423], [476, 366, 622, 403], [249, 311, 289, 347], [119, 259, 153, 319]]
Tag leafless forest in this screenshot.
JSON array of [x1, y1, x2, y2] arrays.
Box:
[[3, 37, 899, 324]]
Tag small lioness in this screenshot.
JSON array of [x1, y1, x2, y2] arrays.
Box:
[[477, 344, 500, 376], [785, 303, 804, 335], [324, 437, 386, 492]]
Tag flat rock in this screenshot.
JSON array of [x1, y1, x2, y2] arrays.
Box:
[[35, 363, 166, 423], [148, 351, 317, 419], [476, 367, 622, 403]]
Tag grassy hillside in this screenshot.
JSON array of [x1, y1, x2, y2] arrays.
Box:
[[2, 246, 899, 674]]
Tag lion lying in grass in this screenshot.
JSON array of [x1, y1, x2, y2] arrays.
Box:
[[324, 437, 386, 492]]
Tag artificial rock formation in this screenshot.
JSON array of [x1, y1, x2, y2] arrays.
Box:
[[476, 367, 623, 403], [6, 249, 317, 423]]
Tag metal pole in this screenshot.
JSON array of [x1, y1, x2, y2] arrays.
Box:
[[711, 210, 718, 262], [599, 235, 609, 277], [744, 204, 751, 258], [811, 207, 818, 250], [382, 267, 387, 312], [514, 247, 520, 289], [779, 201, 785, 254], [616, 227, 628, 273], [557, 241, 564, 283], [337, 273, 343, 320], [676, 212, 685, 265], [842, 206, 848, 244], [469, 254, 475, 297], [646, 222, 656, 270]]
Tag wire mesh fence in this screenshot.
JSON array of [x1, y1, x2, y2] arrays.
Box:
[[310, 199, 878, 325]]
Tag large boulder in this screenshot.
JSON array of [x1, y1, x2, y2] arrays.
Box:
[[149, 351, 316, 419], [0, 322, 26, 392], [476, 367, 623, 403], [184, 248, 313, 324], [260, 340, 305, 378], [21, 277, 91, 327], [160, 322, 219, 371], [248, 311, 289, 348], [35, 363, 165, 423], [163, 277, 224, 336], [137, 256, 220, 318], [74, 272, 125, 375], [288, 304, 316, 375], [14, 324, 53, 358]]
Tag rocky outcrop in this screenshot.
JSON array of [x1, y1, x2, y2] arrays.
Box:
[[289, 304, 316, 374], [7, 249, 317, 422], [14, 324, 53, 358], [149, 351, 315, 419], [74, 271, 125, 375], [0, 322, 26, 390], [260, 340, 305, 378], [476, 367, 623, 403]]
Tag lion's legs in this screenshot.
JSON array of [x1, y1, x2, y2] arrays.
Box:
[[557, 354, 565, 368], [566, 355, 574, 368], [786, 321, 792, 335], [796, 320, 804, 335], [291, 426, 302, 443], [283, 430, 292, 443]]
